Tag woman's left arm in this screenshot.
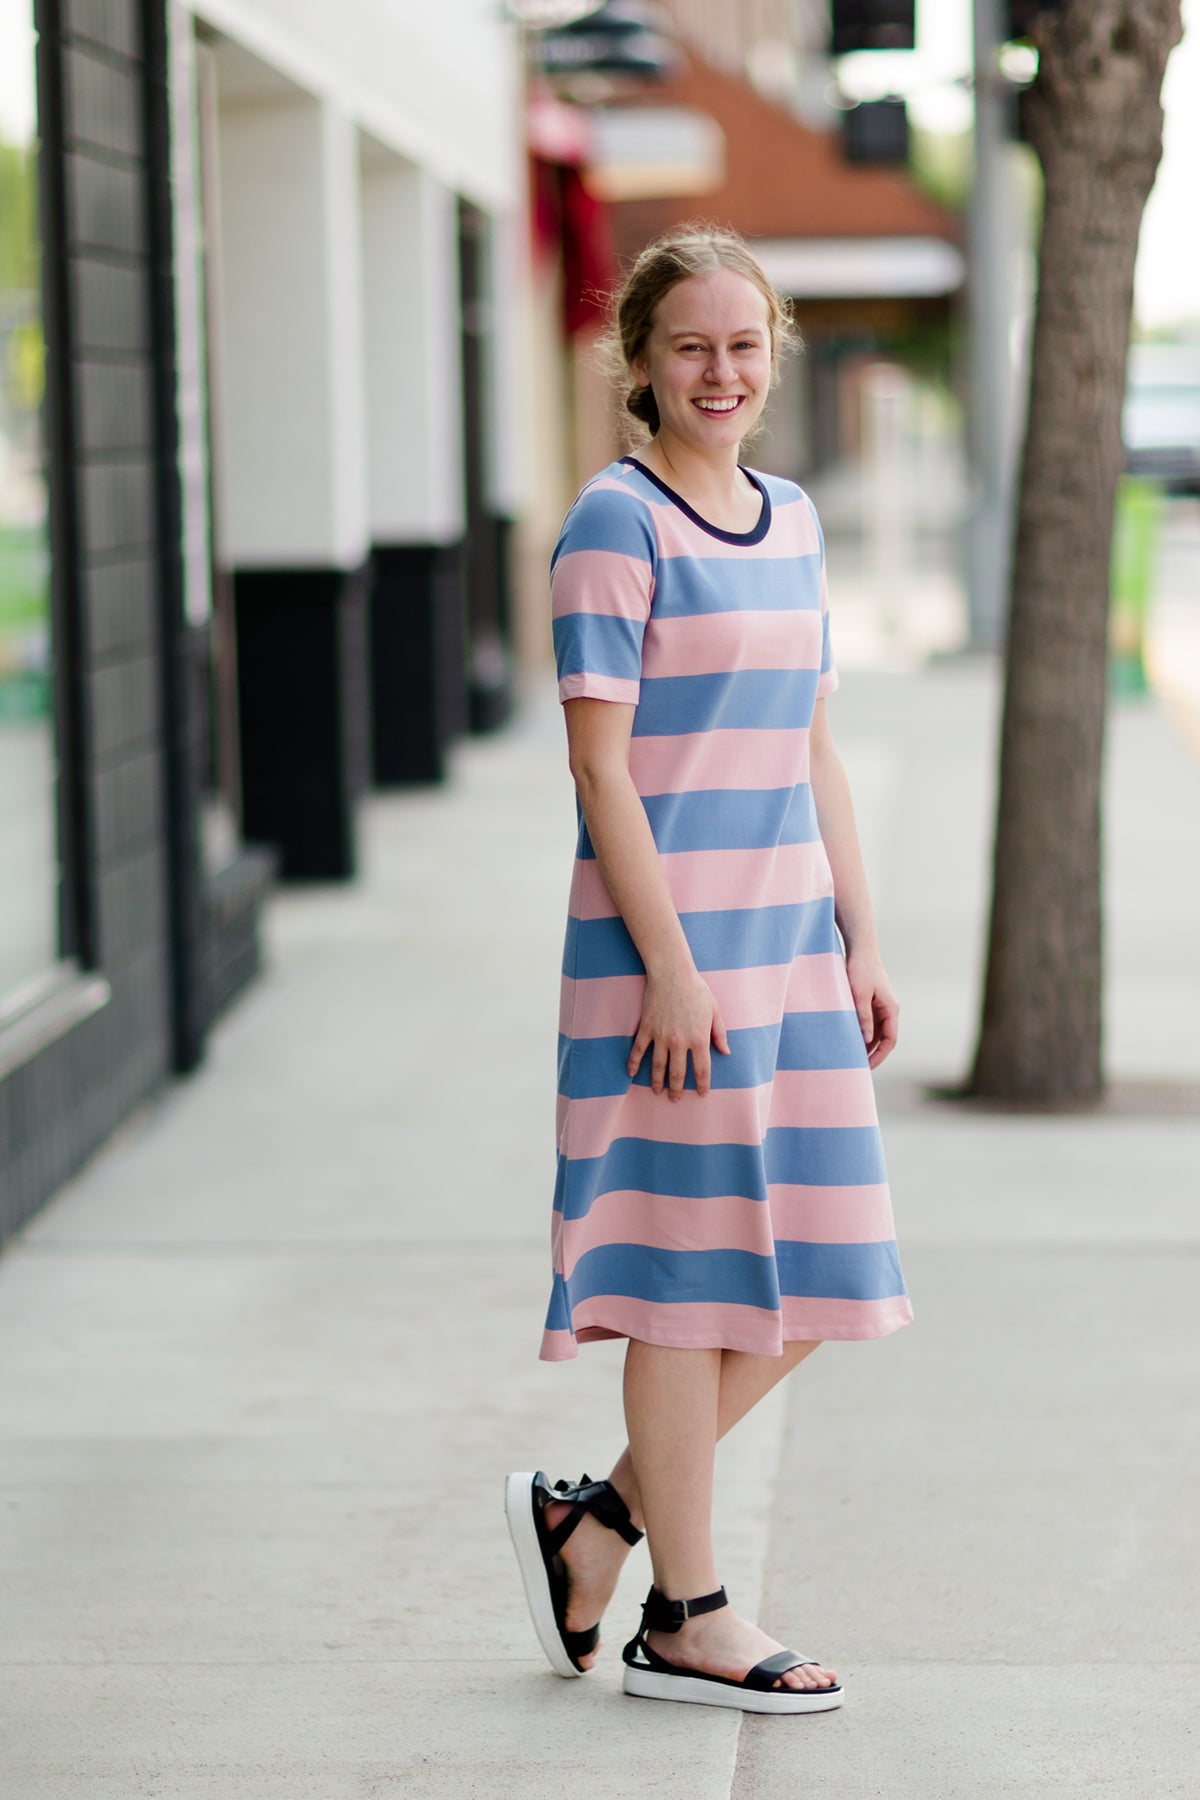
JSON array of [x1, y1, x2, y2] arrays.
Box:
[[808, 698, 899, 1069]]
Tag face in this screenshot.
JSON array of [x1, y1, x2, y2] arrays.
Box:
[[631, 268, 774, 450]]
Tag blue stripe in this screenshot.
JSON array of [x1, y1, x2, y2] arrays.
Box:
[[776, 1010, 868, 1071], [821, 608, 834, 678], [632, 669, 821, 737], [545, 1269, 572, 1331], [558, 1021, 784, 1099], [563, 897, 838, 979], [649, 553, 821, 619], [552, 482, 657, 567], [775, 1237, 907, 1300], [553, 611, 646, 687], [555, 1125, 886, 1221], [558, 1008, 866, 1098], [554, 1238, 905, 1311], [560, 1243, 781, 1312], [557, 1238, 910, 1310], [576, 785, 819, 859], [556, 1140, 770, 1220], [764, 1125, 887, 1187]]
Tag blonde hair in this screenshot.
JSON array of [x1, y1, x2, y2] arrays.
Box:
[[597, 222, 801, 447]]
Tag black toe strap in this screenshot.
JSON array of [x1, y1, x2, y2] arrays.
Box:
[[743, 1650, 827, 1692], [562, 1622, 600, 1661]]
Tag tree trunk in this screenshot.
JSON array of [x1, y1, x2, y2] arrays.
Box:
[[967, 0, 1181, 1104]]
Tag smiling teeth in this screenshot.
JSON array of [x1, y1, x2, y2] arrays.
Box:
[[695, 398, 741, 411]]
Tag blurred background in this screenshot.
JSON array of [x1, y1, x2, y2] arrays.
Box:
[[0, 0, 1197, 1232]]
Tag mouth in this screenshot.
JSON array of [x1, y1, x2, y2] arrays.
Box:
[[691, 395, 745, 416]]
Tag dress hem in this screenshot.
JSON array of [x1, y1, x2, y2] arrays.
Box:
[[539, 1301, 914, 1363]]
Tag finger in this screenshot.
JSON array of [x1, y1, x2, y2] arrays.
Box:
[[855, 996, 875, 1046], [667, 1044, 688, 1101], [869, 1006, 899, 1067], [627, 1030, 650, 1079], [650, 1044, 668, 1094], [693, 1045, 712, 1096], [711, 1006, 731, 1054]]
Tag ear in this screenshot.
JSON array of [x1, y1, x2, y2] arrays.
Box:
[[630, 353, 651, 390]]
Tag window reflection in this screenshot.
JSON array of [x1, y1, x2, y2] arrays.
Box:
[[0, 2, 57, 1004]]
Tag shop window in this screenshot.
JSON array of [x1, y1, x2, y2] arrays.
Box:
[[0, 1, 58, 1008]]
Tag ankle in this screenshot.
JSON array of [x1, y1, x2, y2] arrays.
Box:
[[606, 1458, 644, 1534]]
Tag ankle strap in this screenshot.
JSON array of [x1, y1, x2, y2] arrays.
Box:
[[640, 1584, 728, 1634]]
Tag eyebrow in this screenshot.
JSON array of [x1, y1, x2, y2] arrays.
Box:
[[668, 326, 765, 338]]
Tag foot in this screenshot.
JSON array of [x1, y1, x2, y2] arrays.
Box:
[[544, 1498, 638, 1670], [646, 1607, 838, 1692]]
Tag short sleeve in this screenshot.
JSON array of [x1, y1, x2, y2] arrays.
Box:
[[550, 481, 657, 705], [810, 498, 839, 699]]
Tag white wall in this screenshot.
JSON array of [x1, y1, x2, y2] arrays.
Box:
[[187, 0, 524, 214], [360, 156, 463, 545], [214, 92, 368, 567]]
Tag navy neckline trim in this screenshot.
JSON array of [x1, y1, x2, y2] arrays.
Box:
[[618, 455, 772, 546]]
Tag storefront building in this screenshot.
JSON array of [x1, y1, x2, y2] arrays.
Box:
[[0, 0, 529, 1243]]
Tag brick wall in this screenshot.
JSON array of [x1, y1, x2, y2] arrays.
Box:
[[0, 0, 188, 1241]]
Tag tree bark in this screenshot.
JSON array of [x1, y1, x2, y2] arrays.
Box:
[[967, 0, 1181, 1104]]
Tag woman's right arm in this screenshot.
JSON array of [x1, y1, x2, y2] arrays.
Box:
[[565, 695, 729, 1101]]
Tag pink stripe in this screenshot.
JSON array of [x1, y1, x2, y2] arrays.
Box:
[[651, 495, 819, 562], [539, 1292, 911, 1359], [640, 610, 822, 678], [561, 957, 813, 1044], [560, 1067, 876, 1161], [558, 672, 639, 705], [569, 841, 833, 922], [768, 1182, 895, 1245], [704, 963, 794, 1028], [552, 547, 653, 621], [563, 1082, 772, 1161], [558, 1189, 775, 1281], [768, 1067, 877, 1129], [565, 1295, 792, 1355], [627, 727, 809, 793], [555, 1090, 568, 1147], [560, 973, 646, 1037], [586, 472, 645, 496], [784, 953, 853, 1013], [539, 1326, 581, 1362], [779, 1293, 913, 1340]]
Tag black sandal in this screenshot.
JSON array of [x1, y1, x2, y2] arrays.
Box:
[[504, 1470, 644, 1677], [622, 1585, 844, 1714]]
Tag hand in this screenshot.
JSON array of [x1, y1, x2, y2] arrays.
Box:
[[846, 950, 899, 1070], [628, 967, 731, 1101]]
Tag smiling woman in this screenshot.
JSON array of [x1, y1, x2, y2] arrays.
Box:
[[506, 224, 912, 1720]]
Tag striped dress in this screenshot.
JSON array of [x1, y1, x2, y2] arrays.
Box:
[[540, 454, 912, 1361]]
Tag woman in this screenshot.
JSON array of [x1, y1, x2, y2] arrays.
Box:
[[506, 225, 913, 1715]]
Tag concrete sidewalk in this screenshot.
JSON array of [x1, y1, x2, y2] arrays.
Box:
[[1, 652, 1198, 1798]]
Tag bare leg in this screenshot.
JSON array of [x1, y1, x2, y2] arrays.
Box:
[[625, 1340, 837, 1693], [548, 1338, 821, 1669]]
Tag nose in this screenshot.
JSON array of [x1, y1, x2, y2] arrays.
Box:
[[705, 347, 736, 385]]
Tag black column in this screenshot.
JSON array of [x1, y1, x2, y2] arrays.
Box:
[[233, 562, 369, 879], [369, 541, 466, 786]]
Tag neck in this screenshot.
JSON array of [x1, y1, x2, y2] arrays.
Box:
[[641, 430, 745, 495]]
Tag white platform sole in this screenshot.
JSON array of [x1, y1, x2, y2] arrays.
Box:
[[623, 1664, 845, 1714], [504, 1471, 581, 1679]]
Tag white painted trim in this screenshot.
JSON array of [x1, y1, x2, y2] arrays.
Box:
[[183, 0, 521, 212]]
